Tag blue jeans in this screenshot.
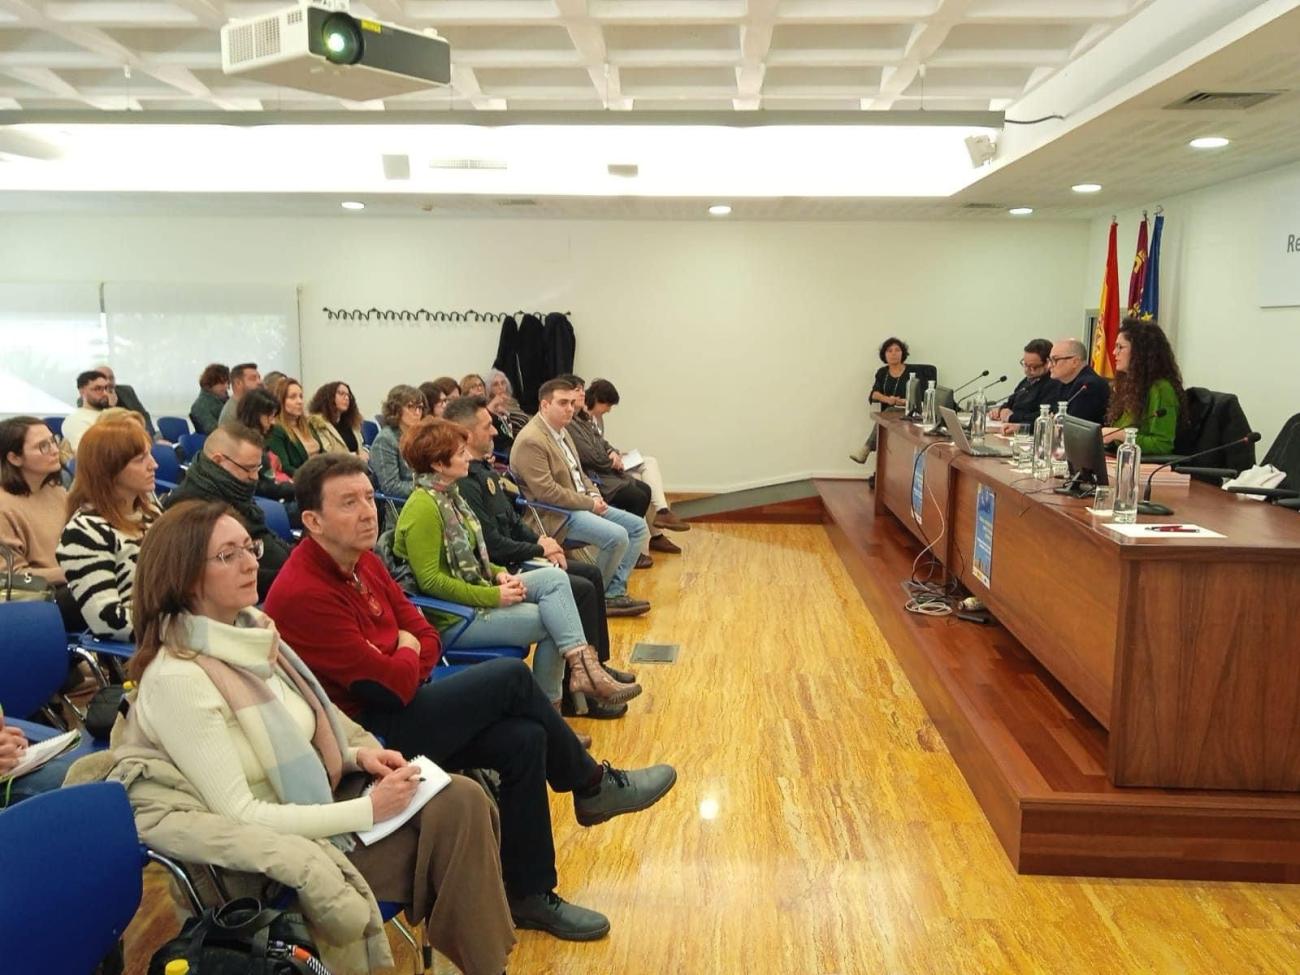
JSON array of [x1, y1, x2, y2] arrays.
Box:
[[454, 567, 586, 701], [563, 506, 648, 597]]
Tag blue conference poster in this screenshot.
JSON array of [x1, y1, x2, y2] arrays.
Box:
[[973, 483, 996, 587], [911, 450, 925, 525]]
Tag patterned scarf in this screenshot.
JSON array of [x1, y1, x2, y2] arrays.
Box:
[[416, 475, 494, 587], [179, 609, 356, 851]]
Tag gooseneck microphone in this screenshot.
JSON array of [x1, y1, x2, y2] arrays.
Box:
[[1063, 383, 1089, 409], [978, 375, 1008, 395], [951, 369, 990, 395], [1139, 431, 1262, 516]]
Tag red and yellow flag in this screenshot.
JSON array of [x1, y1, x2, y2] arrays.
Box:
[[1091, 220, 1120, 379], [1127, 213, 1149, 316]]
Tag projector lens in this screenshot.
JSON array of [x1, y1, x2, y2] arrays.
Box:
[[321, 13, 363, 65]]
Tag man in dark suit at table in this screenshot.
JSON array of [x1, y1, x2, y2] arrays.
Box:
[[992, 338, 1056, 428], [1044, 337, 1110, 424]]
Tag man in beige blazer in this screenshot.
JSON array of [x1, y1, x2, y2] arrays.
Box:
[[510, 378, 650, 616]]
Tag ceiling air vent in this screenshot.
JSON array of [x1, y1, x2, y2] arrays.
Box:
[[961, 203, 1004, 210], [430, 158, 507, 170], [498, 198, 537, 207], [1166, 90, 1282, 110]]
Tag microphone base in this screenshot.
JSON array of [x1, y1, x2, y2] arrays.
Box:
[[1136, 501, 1174, 516]]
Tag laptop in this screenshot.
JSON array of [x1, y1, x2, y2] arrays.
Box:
[[940, 406, 1012, 457]]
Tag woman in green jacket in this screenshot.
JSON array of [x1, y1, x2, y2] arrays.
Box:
[[266, 377, 339, 476], [1103, 319, 1185, 454]]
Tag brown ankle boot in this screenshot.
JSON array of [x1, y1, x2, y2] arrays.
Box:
[[569, 645, 642, 706]]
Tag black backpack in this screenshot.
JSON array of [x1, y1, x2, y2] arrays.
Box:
[[148, 897, 329, 974]]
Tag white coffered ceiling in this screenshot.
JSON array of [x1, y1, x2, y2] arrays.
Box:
[[0, 0, 1152, 114]]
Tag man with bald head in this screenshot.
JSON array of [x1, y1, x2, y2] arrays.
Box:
[[162, 422, 292, 598], [1045, 337, 1110, 424]]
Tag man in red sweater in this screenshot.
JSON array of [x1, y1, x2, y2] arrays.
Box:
[[264, 454, 676, 943]]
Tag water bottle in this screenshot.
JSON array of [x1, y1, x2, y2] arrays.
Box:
[[1031, 404, 1053, 480], [904, 372, 919, 415], [1050, 400, 1069, 476], [1112, 428, 1142, 523], [922, 380, 937, 427], [969, 388, 988, 445]]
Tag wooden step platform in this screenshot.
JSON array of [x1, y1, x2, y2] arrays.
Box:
[[817, 478, 1300, 884]]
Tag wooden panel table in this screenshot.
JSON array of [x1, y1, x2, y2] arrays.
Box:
[[876, 413, 1300, 792]]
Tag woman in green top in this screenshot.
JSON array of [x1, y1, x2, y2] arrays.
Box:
[[265, 377, 340, 476], [1103, 319, 1185, 454], [393, 417, 640, 712]]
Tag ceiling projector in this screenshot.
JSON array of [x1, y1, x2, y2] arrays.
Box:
[[220, 1, 450, 101]]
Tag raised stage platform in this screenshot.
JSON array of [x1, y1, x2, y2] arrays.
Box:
[[816, 478, 1300, 884]]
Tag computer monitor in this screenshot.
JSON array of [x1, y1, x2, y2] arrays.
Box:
[[1058, 414, 1109, 496], [934, 385, 958, 413], [906, 376, 922, 416]]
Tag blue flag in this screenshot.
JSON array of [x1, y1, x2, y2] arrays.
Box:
[[1140, 212, 1163, 319]]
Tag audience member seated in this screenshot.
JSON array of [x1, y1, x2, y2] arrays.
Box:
[[371, 385, 426, 499], [262, 455, 676, 942], [217, 362, 263, 427], [162, 424, 292, 600], [56, 419, 159, 640], [0, 712, 74, 806], [485, 369, 531, 450], [849, 336, 923, 468], [419, 382, 448, 418], [430, 376, 461, 402], [190, 363, 230, 435], [62, 369, 114, 453], [309, 381, 369, 463], [262, 370, 287, 396], [510, 379, 650, 615], [234, 387, 297, 504], [393, 423, 639, 713], [442, 396, 640, 718], [1103, 318, 1184, 453], [119, 500, 517, 974], [460, 373, 487, 397], [992, 339, 1056, 428], [0, 417, 84, 631], [584, 377, 690, 536], [1045, 337, 1110, 424], [94, 365, 158, 440], [266, 377, 339, 478]]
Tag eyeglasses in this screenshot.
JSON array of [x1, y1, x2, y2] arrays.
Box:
[[85, 383, 114, 393], [208, 539, 263, 565], [352, 574, 384, 617], [31, 437, 59, 456], [1019, 359, 1046, 370], [403, 403, 426, 414], [1048, 354, 1080, 365], [217, 454, 262, 475]]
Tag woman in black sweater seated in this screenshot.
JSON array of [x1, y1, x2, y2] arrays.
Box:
[[850, 336, 922, 467]]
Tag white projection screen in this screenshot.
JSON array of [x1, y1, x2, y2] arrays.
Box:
[[1, 282, 300, 418]]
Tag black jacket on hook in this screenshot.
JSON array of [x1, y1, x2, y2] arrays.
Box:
[[543, 313, 576, 380], [492, 315, 525, 404], [514, 314, 547, 413]]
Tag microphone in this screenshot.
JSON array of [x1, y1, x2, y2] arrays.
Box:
[[1178, 466, 1239, 479], [951, 369, 990, 395], [1062, 383, 1089, 410], [978, 375, 1008, 395], [1139, 431, 1262, 515]]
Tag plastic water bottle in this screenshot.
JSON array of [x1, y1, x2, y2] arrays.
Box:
[[1050, 400, 1069, 476], [1031, 404, 1053, 480], [969, 388, 988, 445], [1113, 428, 1142, 523], [922, 380, 937, 427], [904, 372, 919, 415]]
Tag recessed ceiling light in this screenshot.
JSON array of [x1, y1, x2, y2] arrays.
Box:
[[708, 204, 732, 216], [1008, 207, 1034, 216], [341, 200, 365, 210], [1189, 136, 1230, 149], [1071, 183, 1102, 194]]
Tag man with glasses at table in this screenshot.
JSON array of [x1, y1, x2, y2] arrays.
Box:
[[161, 423, 292, 599], [61, 370, 115, 452], [992, 338, 1057, 430], [1043, 337, 1110, 424]]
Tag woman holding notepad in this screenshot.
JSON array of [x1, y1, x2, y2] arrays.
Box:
[[120, 500, 516, 975]]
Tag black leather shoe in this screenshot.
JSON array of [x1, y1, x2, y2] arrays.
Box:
[[602, 662, 638, 684], [574, 761, 677, 827], [508, 891, 610, 941], [562, 696, 627, 719], [605, 595, 650, 617]]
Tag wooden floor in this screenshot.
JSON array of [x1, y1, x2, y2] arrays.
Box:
[[126, 521, 1300, 974]]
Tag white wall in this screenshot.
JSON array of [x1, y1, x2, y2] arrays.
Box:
[[1086, 158, 1300, 454], [0, 214, 1088, 492]]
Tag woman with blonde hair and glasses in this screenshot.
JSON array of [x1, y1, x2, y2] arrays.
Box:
[[56, 418, 159, 639], [120, 500, 516, 975]]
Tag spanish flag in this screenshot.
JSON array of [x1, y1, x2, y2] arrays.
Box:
[[1091, 219, 1120, 378]]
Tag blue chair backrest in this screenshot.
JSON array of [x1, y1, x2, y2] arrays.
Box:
[[178, 432, 207, 462], [254, 496, 294, 542], [361, 419, 379, 446], [42, 416, 64, 438], [0, 782, 143, 973], [0, 601, 70, 718], [157, 415, 191, 443], [151, 443, 183, 484]]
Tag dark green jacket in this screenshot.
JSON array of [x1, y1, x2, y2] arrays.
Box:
[[189, 389, 227, 435], [456, 459, 546, 567]]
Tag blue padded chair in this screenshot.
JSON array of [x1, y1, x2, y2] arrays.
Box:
[[254, 495, 297, 543], [405, 592, 528, 666], [0, 602, 105, 720], [178, 431, 207, 462], [42, 415, 64, 438], [157, 415, 191, 443], [151, 442, 183, 484], [361, 419, 379, 446], [0, 782, 144, 973]]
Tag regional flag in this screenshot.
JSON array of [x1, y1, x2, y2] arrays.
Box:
[[1091, 220, 1120, 378], [1139, 211, 1164, 320], [1127, 213, 1149, 316]]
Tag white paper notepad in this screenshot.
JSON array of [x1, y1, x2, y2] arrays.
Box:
[[1103, 523, 1225, 539], [356, 755, 452, 846]]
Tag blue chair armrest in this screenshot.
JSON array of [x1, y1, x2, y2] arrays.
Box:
[[405, 592, 474, 648], [77, 633, 136, 660]]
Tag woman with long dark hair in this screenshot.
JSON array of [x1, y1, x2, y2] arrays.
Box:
[[1103, 319, 1184, 454], [309, 380, 369, 462]]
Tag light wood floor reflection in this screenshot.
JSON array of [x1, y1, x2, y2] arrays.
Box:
[[128, 523, 1300, 974]]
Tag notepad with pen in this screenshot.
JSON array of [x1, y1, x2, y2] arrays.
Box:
[[355, 755, 452, 846]]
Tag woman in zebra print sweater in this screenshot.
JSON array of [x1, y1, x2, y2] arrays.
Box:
[[57, 418, 160, 640]]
